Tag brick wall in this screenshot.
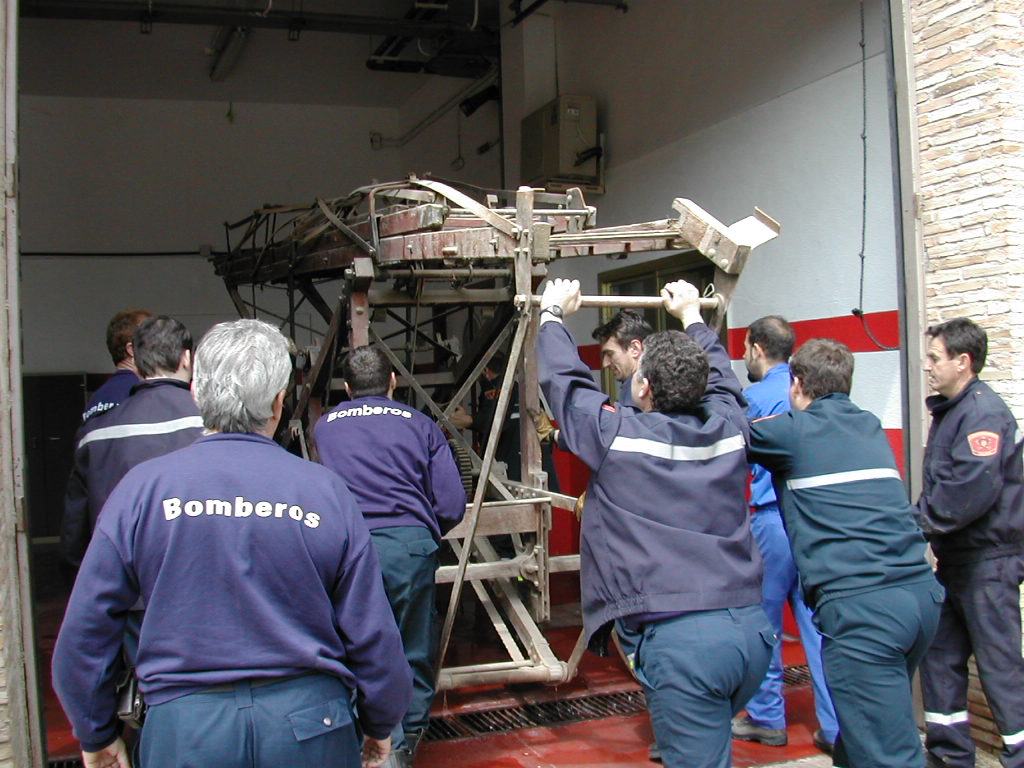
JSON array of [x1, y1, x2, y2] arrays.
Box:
[[0, 616, 11, 767], [909, 0, 1024, 754], [0, 613, 8, 765], [912, 0, 1024, 399]]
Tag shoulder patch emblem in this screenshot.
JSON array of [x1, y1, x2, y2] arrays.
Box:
[[602, 404, 617, 413], [752, 414, 780, 423], [968, 430, 1000, 457]]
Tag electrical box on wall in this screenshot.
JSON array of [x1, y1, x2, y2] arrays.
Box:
[[520, 95, 604, 193]]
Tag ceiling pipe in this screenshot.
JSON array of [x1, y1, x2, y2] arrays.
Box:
[[370, 69, 499, 150], [20, 1, 495, 44]]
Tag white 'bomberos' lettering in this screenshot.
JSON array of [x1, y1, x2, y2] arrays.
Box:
[[164, 498, 182, 520], [161, 496, 321, 529], [208, 499, 231, 516], [326, 403, 413, 422]]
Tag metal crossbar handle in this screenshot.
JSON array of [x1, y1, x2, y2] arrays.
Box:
[[514, 293, 723, 311]]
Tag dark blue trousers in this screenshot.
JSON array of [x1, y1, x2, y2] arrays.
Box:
[[921, 555, 1024, 768], [816, 579, 944, 768], [139, 674, 358, 768], [747, 508, 838, 741], [635, 605, 775, 768], [371, 526, 439, 751]]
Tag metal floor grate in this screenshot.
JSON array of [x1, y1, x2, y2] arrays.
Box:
[[783, 663, 812, 686], [424, 689, 647, 742], [425, 664, 813, 742], [45, 666, 815, 758]]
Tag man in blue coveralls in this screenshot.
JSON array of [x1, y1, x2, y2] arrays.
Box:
[[748, 337, 943, 768], [916, 318, 1024, 768], [538, 277, 772, 768], [53, 319, 411, 768], [731, 316, 838, 753], [315, 345, 466, 768]]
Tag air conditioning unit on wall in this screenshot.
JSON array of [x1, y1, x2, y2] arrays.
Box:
[[520, 95, 604, 193]]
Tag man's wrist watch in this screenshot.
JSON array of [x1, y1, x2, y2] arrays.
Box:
[[539, 305, 564, 319]]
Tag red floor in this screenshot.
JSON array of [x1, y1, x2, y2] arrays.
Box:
[[35, 551, 80, 760], [416, 617, 827, 768], [39, 565, 828, 766]]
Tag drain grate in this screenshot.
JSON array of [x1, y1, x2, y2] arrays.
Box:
[[47, 760, 83, 768], [46, 665, 814, 757], [424, 689, 647, 742], [783, 663, 812, 686], [425, 664, 813, 742]]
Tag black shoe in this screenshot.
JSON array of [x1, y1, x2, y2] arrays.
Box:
[[730, 715, 788, 746], [925, 753, 952, 768], [648, 741, 662, 763], [812, 729, 834, 755]]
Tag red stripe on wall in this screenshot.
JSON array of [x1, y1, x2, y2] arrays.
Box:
[[728, 310, 900, 358], [885, 428, 905, 478], [578, 343, 602, 371]]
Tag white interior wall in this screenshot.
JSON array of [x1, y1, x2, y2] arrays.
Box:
[[395, 77, 504, 187], [500, 0, 902, 424], [18, 94, 404, 373], [502, 0, 895, 316], [19, 1, 903, 405], [564, 52, 899, 327], [19, 95, 404, 252], [18, 18, 502, 374]]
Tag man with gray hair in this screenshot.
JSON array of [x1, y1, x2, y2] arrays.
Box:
[[53, 319, 411, 768]]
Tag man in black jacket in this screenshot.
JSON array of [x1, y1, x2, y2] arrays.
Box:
[[62, 316, 204, 572], [917, 318, 1024, 768]]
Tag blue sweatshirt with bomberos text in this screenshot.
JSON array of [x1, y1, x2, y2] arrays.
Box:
[[314, 395, 466, 541], [52, 432, 411, 752]]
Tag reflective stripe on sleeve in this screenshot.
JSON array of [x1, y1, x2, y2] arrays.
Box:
[[923, 711, 970, 727], [609, 433, 745, 462], [1003, 729, 1024, 746], [786, 467, 901, 491], [78, 416, 205, 448]]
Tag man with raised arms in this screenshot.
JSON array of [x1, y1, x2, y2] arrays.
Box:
[[537, 277, 771, 768]]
